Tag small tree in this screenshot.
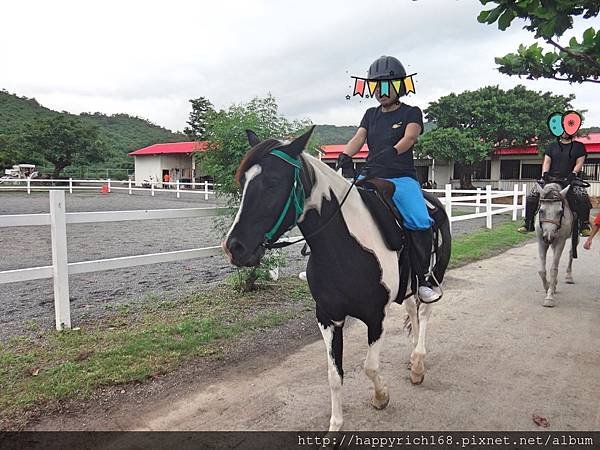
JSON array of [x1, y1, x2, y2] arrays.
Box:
[[418, 85, 573, 188], [23, 116, 107, 178], [199, 94, 314, 291], [183, 97, 214, 141], [478, 0, 600, 83], [0, 134, 22, 170]]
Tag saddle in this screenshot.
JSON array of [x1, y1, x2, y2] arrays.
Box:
[[355, 177, 441, 251], [355, 177, 448, 304]]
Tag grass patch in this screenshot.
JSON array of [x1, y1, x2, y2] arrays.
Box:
[[449, 221, 534, 268], [0, 277, 312, 429]]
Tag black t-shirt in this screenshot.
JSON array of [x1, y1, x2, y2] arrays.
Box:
[[359, 103, 424, 179], [544, 140, 586, 178]]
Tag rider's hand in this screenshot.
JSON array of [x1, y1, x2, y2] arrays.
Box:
[[335, 153, 353, 172], [567, 172, 577, 184], [542, 172, 550, 183]]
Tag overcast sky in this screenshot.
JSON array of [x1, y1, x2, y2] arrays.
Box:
[[2, 0, 599, 133]]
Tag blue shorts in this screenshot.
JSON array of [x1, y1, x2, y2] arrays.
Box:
[[387, 177, 433, 230]]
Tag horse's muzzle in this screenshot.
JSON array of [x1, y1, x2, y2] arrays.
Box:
[[224, 237, 265, 267]]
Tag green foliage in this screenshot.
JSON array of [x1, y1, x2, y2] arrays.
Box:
[[198, 94, 314, 198], [183, 97, 214, 141], [21, 116, 109, 178], [478, 0, 600, 83], [314, 125, 358, 144], [227, 251, 287, 293], [0, 91, 185, 172], [418, 85, 573, 188]]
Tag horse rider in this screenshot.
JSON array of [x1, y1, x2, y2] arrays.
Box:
[[517, 131, 592, 236], [336, 55, 439, 303]]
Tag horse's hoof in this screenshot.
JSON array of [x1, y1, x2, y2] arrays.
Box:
[[410, 371, 425, 385], [371, 390, 390, 410], [542, 298, 555, 307], [565, 277, 574, 284]]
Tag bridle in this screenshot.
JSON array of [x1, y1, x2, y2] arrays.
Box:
[[538, 192, 566, 230]]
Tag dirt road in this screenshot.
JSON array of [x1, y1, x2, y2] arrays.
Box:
[[33, 240, 600, 431]]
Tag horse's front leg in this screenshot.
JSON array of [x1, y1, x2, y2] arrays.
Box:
[[410, 300, 433, 385], [365, 315, 389, 410], [537, 237, 549, 291], [404, 296, 419, 349], [565, 247, 574, 284], [544, 239, 566, 307], [318, 318, 344, 432]]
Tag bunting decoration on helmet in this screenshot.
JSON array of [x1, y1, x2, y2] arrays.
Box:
[[380, 80, 390, 97], [349, 73, 417, 98], [367, 80, 378, 96], [353, 78, 366, 96]]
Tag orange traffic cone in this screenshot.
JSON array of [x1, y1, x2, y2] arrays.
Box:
[[101, 184, 109, 194]]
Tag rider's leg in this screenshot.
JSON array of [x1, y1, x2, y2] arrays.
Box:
[[389, 177, 439, 303], [566, 186, 592, 236], [518, 186, 540, 233]]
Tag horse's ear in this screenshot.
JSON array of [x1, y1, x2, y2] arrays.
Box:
[[280, 125, 316, 157], [246, 129, 262, 147], [559, 185, 570, 198]]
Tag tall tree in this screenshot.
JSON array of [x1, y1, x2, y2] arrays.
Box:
[[23, 116, 108, 178], [478, 0, 600, 83], [417, 85, 573, 188], [184, 97, 214, 141]]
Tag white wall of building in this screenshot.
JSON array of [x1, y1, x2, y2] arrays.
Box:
[[133, 155, 161, 186]]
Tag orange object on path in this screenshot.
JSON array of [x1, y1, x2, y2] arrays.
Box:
[[101, 184, 109, 194]]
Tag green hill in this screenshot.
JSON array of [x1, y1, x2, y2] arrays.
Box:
[[0, 90, 186, 170]]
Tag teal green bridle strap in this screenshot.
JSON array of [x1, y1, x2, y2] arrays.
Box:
[[264, 149, 305, 242]]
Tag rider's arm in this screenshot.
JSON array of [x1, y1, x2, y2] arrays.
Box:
[[392, 122, 422, 155], [342, 127, 367, 157], [573, 155, 586, 174], [542, 155, 551, 173]]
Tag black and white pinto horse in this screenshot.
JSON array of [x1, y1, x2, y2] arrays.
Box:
[[223, 127, 450, 431], [536, 182, 575, 307]]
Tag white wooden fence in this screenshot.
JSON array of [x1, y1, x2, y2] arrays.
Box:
[[0, 178, 218, 200], [0, 184, 525, 330]]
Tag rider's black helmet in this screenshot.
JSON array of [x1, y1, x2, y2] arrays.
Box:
[[368, 55, 407, 97], [368, 56, 407, 80]]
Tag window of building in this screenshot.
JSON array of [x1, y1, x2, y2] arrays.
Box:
[[453, 160, 491, 180], [521, 164, 542, 179], [582, 160, 600, 181], [500, 160, 520, 179]]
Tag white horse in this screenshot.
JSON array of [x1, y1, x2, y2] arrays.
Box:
[[536, 182, 574, 307]]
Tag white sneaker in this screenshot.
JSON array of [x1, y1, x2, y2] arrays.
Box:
[[299, 271, 307, 281], [418, 285, 441, 303]]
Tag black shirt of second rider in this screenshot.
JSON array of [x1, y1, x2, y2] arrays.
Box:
[[544, 140, 587, 178]]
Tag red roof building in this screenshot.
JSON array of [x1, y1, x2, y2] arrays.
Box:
[[129, 141, 209, 186]]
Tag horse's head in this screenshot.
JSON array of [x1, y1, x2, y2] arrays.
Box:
[[223, 126, 315, 267], [538, 183, 570, 244]]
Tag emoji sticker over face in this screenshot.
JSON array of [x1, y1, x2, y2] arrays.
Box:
[[547, 111, 583, 137]]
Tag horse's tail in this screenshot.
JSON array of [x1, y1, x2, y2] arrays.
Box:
[[403, 298, 421, 337]]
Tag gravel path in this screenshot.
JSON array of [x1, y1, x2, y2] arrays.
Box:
[[0, 190, 512, 340]]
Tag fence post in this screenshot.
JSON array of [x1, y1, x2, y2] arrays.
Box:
[[151, 181, 155, 196], [512, 184, 519, 221], [192, 179, 196, 190], [486, 184, 493, 229], [27, 178, 31, 195], [69, 178, 73, 194], [204, 180, 209, 200], [521, 183, 527, 218], [444, 183, 452, 232], [128, 179, 132, 195], [107, 178, 111, 193], [49, 190, 71, 330], [176, 180, 180, 198], [475, 187, 481, 214]]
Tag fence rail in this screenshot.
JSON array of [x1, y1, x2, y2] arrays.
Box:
[[0, 184, 525, 330], [0, 178, 218, 200]]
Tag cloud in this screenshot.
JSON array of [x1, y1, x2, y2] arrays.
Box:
[[2, 0, 599, 132]]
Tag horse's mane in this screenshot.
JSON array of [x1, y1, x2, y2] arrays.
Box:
[[541, 183, 564, 200], [235, 139, 282, 185]]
